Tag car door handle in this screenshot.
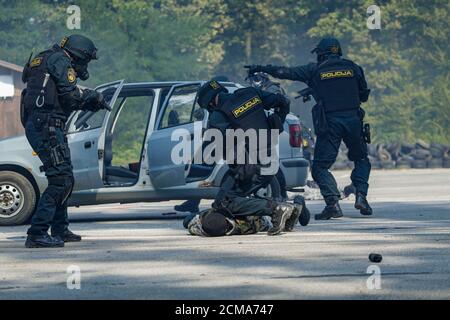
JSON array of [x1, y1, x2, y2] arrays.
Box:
[[84, 141, 92, 149]]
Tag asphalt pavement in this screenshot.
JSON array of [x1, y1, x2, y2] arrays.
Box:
[[1, 168, 450, 299]]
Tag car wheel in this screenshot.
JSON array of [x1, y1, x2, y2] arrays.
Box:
[[221, 170, 282, 200], [0, 171, 37, 226], [254, 176, 281, 200]]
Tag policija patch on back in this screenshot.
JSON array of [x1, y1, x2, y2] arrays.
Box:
[[320, 69, 354, 80], [67, 68, 76, 83], [232, 96, 262, 118]]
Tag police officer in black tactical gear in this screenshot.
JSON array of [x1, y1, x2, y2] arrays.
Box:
[[21, 34, 110, 248], [187, 80, 309, 236], [245, 37, 373, 220], [246, 72, 291, 200]]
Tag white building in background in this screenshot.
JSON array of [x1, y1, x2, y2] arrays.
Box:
[[0, 59, 25, 138]]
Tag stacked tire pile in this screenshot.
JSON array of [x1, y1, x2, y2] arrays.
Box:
[[330, 140, 450, 170]]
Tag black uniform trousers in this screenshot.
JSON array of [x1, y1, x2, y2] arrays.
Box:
[[25, 116, 74, 236], [311, 109, 371, 202]]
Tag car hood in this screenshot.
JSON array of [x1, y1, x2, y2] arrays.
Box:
[[0, 135, 33, 153]]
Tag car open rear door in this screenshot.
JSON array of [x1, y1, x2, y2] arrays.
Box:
[[68, 80, 124, 190], [147, 82, 204, 188]]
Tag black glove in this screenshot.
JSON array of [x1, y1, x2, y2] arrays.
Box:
[[244, 65, 264, 75], [82, 89, 111, 112], [97, 93, 112, 111]]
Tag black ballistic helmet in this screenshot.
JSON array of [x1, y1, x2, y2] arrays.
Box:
[[197, 80, 228, 109], [201, 210, 230, 237], [311, 37, 342, 56], [60, 34, 98, 61]]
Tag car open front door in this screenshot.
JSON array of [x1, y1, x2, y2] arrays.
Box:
[[147, 82, 204, 188], [67, 80, 124, 190]]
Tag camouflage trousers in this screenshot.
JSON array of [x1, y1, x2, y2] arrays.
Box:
[[188, 210, 272, 237]]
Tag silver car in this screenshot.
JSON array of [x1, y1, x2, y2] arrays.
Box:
[[0, 80, 309, 226]]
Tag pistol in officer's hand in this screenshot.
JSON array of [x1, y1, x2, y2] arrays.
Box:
[[244, 65, 263, 75]]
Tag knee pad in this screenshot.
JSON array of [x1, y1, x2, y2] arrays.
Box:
[[47, 175, 74, 205]]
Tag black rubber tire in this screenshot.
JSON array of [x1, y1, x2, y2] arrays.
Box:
[[253, 176, 282, 200], [220, 171, 282, 200], [0, 171, 37, 226], [332, 162, 348, 171], [412, 149, 431, 160], [396, 160, 412, 169], [411, 160, 427, 169], [443, 158, 450, 169], [381, 161, 396, 169], [401, 143, 415, 155], [370, 160, 383, 169], [427, 159, 443, 168]]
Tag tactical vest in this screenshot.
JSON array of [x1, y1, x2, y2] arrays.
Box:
[[312, 58, 360, 113], [218, 87, 270, 131], [22, 47, 64, 119]]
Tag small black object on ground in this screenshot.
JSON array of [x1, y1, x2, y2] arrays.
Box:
[[369, 253, 383, 263]]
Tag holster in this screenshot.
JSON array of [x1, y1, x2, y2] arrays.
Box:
[[358, 107, 371, 144], [311, 102, 328, 136]]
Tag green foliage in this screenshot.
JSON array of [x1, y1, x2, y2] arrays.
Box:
[[1, 0, 449, 150]]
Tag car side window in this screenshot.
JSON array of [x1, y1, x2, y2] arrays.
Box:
[[159, 84, 200, 129], [67, 109, 107, 133]]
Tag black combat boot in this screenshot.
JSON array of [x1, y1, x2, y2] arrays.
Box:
[[52, 230, 82, 242], [284, 195, 310, 231], [355, 193, 373, 216], [284, 203, 301, 232], [315, 197, 343, 220], [294, 195, 311, 226], [25, 234, 64, 248], [268, 203, 293, 236], [175, 200, 200, 214]]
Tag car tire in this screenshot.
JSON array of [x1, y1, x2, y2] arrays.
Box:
[[443, 158, 450, 169], [0, 171, 37, 226], [381, 160, 396, 169], [411, 160, 427, 169], [254, 176, 282, 200], [220, 171, 282, 200], [427, 159, 443, 168], [396, 160, 412, 169], [370, 160, 383, 170]]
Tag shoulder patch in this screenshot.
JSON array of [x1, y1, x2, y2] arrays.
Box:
[[232, 96, 262, 118], [320, 69, 354, 80], [67, 68, 77, 83], [210, 80, 220, 90], [30, 57, 42, 68], [60, 36, 68, 48]]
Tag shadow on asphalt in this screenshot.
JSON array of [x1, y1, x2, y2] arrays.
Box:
[[69, 212, 187, 224]]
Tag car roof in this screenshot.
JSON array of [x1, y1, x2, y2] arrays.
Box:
[[102, 81, 238, 90]]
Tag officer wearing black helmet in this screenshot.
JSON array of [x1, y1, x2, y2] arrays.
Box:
[[245, 37, 372, 220], [21, 34, 110, 248], [185, 79, 309, 236]]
